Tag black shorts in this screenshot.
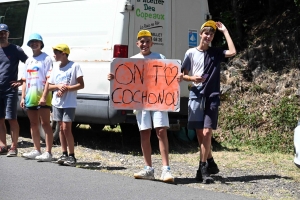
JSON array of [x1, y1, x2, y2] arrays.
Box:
[[26, 105, 52, 111]]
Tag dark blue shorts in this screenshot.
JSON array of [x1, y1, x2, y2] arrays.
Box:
[[0, 88, 18, 119], [187, 96, 219, 130]]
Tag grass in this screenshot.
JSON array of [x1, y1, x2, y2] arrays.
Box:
[[74, 123, 300, 183]]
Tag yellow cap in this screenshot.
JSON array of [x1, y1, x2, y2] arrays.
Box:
[[200, 20, 217, 30], [137, 30, 152, 39], [52, 44, 70, 54]]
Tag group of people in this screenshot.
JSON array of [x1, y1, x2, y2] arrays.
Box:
[[0, 19, 236, 184], [0, 23, 84, 167], [108, 20, 236, 184]]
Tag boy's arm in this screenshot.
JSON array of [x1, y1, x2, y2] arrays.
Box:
[[67, 76, 84, 91], [216, 22, 236, 58]]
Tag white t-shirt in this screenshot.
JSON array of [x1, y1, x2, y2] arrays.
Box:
[[22, 52, 52, 107], [48, 61, 83, 108], [131, 52, 166, 59]]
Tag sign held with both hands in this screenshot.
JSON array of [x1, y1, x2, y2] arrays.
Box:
[[110, 58, 181, 112]]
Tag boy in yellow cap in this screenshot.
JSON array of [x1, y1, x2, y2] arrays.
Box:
[[46, 44, 84, 166], [182, 20, 236, 183], [108, 30, 182, 182]]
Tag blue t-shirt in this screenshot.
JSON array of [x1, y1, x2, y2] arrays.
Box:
[[0, 44, 28, 91], [182, 47, 225, 98]]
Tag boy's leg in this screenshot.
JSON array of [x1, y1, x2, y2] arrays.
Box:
[[140, 129, 152, 166], [134, 110, 155, 180], [152, 111, 174, 182], [152, 111, 170, 166], [204, 97, 220, 175], [200, 128, 212, 163], [59, 122, 68, 153], [62, 121, 74, 154], [52, 106, 68, 164], [60, 108, 76, 167], [155, 127, 169, 166], [195, 128, 214, 183]]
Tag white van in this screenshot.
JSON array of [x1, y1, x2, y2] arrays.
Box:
[[0, 0, 210, 139]]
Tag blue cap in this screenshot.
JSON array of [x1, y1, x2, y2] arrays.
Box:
[[0, 24, 9, 32], [27, 33, 44, 49]]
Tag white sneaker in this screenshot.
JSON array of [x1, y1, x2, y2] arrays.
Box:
[[22, 150, 41, 159], [160, 167, 174, 183], [36, 152, 52, 162], [133, 167, 155, 180]]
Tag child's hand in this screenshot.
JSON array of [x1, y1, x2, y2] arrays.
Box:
[[57, 90, 63, 97], [107, 73, 114, 80], [57, 84, 69, 97], [39, 97, 46, 106], [20, 99, 25, 108], [177, 73, 183, 82], [193, 75, 206, 83], [216, 21, 228, 33]]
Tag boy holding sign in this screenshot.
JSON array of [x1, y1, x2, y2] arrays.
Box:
[[182, 21, 236, 183], [108, 30, 182, 183]]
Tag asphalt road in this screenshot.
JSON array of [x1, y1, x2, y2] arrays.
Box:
[[0, 156, 254, 200]]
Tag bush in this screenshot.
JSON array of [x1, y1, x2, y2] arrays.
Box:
[[217, 95, 299, 153]]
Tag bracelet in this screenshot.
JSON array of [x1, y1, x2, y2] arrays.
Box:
[[187, 76, 190, 81]]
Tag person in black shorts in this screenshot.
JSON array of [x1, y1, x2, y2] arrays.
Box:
[[20, 33, 54, 162]]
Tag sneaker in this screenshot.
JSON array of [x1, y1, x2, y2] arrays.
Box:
[[22, 150, 41, 159], [36, 152, 52, 162], [57, 154, 68, 165], [160, 167, 174, 183], [0, 146, 8, 155], [207, 161, 219, 175], [199, 163, 214, 184], [7, 147, 18, 157], [63, 156, 77, 167], [195, 169, 203, 182], [133, 167, 155, 180]]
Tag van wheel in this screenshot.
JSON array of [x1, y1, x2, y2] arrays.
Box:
[[89, 124, 105, 132], [40, 114, 60, 143]]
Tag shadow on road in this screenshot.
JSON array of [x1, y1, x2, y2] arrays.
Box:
[[175, 174, 293, 185], [16, 123, 237, 155]]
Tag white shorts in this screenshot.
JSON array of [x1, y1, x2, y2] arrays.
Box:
[[136, 110, 169, 131]]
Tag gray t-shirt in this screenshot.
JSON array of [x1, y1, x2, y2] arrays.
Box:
[[0, 44, 28, 91]]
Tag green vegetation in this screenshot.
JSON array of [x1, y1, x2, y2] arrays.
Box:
[[217, 95, 300, 154]]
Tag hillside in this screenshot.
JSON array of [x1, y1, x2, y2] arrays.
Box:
[[208, 1, 300, 153]]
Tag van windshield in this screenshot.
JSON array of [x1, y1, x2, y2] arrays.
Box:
[[0, 1, 29, 46]]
